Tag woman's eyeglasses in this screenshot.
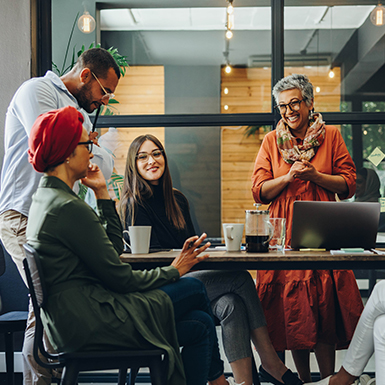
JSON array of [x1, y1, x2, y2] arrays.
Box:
[[78, 141, 93, 154], [136, 149, 164, 162], [274, 99, 305, 114]]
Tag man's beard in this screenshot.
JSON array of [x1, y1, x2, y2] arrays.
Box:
[[75, 83, 98, 113]]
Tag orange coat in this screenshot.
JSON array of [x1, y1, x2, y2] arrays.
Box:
[[251, 125, 363, 351]]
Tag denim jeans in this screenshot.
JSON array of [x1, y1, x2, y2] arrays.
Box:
[[159, 277, 224, 385]]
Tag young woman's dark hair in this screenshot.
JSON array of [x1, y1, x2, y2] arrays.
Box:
[[119, 134, 186, 229]]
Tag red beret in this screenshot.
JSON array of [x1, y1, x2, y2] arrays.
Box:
[[28, 106, 84, 172]]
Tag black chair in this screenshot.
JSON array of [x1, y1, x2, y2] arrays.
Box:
[[23, 244, 168, 385], [0, 241, 29, 385]]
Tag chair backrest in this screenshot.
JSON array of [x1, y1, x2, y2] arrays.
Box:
[[0, 241, 29, 314], [23, 244, 61, 368], [0, 243, 6, 277]]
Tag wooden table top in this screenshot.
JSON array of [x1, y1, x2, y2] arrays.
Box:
[[120, 249, 385, 270]]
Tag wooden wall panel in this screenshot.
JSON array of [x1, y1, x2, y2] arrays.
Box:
[[100, 66, 165, 176], [221, 66, 341, 226], [112, 66, 165, 115]]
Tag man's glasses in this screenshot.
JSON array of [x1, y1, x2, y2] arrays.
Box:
[[136, 149, 164, 162], [78, 140, 93, 154], [274, 99, 305, 114], [91, 71, 115, 102]]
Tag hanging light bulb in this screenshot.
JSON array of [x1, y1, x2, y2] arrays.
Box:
[[225, 64, 232, 74], [224, 105, 229, 110], [328, 68, 335, 78], [371, 3, 385, 26], [78, 11, 96, 34], [225, 30, 233, 39], [224, 87, 229, 94], [316, 86, 321, 93], [227, 13, 235, 30]]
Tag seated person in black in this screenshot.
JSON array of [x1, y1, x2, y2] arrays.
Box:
[[119, 134, 303, 385], [355, 167, 385, 231]]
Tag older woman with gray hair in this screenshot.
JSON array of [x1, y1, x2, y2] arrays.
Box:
[[252, 74, 363, 382]]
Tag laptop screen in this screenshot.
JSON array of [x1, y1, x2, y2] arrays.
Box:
[[291, 201, 380, 250]]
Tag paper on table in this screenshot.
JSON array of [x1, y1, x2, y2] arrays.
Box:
[[371, 249, 385, 255], [330, 250, 373, 255]]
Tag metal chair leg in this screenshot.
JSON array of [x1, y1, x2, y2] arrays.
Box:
[[61, 364, 80, 385], [5, 331, 15, 385], [251, 357, 261, 385], [118, 368, 128, 385], [128, 366, 140, 385], [149, 356, 167, 385]]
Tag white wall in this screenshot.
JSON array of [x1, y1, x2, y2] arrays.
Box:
[[0, 0, 31, 170]]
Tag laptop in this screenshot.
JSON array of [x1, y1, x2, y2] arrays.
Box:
[[291, 201, 380, 250]]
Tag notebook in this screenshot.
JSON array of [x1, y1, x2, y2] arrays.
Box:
[[291, 201, 380, 250]]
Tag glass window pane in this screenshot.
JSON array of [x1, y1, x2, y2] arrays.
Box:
[[99, 124, 267, 239], [284, 4, 385, 113], [97, 5, 272, 115], [100, 126, 221, 237]]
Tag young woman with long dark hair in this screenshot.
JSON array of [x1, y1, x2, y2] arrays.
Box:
[[120, 134, 303, 385]]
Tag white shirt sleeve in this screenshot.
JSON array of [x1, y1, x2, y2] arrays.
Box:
[[92, 144, 114, 181], [11, 78, 62, 137]]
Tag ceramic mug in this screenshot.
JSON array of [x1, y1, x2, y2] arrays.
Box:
[[123, 226, 151, 254], [222, 223, 244, 251]]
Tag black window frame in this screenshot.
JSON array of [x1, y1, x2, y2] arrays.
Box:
[[35, 0, 385, 169]]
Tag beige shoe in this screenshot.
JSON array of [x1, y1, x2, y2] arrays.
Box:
[[360, 374, 376, 385], [304, 375, 332, 385], [226, 377, 245, 385]]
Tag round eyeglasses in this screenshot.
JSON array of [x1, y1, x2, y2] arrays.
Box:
[[274, 99, 305, 114], [136, 149, 164, 162]]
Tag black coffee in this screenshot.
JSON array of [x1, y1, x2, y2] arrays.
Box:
[[246, 235, 269, 253]]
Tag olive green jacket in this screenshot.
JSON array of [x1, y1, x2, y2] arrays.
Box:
[[26, 176, 185, 385]]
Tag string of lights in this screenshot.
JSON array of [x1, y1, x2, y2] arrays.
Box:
[[223, 0, 234, 74]]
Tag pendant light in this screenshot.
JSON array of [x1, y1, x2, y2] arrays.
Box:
[[371, 3, 385, 26], [78, 10, 95, 34]]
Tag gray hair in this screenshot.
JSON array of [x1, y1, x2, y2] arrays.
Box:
[[272, 74, 314, 107]]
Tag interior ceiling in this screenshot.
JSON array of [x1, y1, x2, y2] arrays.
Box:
[[97, 1, 385, 94], [100, 4, 374, 67], [100, 6, 373, 31], [96, 0, 380, 8]]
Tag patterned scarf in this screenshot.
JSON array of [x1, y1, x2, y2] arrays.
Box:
[[276, 112, 326, 164]]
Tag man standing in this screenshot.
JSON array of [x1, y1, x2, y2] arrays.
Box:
[[0, 47, 120, 384]]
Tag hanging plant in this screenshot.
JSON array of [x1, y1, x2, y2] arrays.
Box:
[[243, 125, 271, 138]]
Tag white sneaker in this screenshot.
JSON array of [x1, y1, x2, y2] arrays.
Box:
[[226, 377, 245, 385], [360, 374, 376, 385]]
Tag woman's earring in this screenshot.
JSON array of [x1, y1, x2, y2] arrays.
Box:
[[309, 109, 315, 121]]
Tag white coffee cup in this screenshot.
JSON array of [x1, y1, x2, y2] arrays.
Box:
[[222, 223, 244, 252], [123, 226, 151, 254]]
